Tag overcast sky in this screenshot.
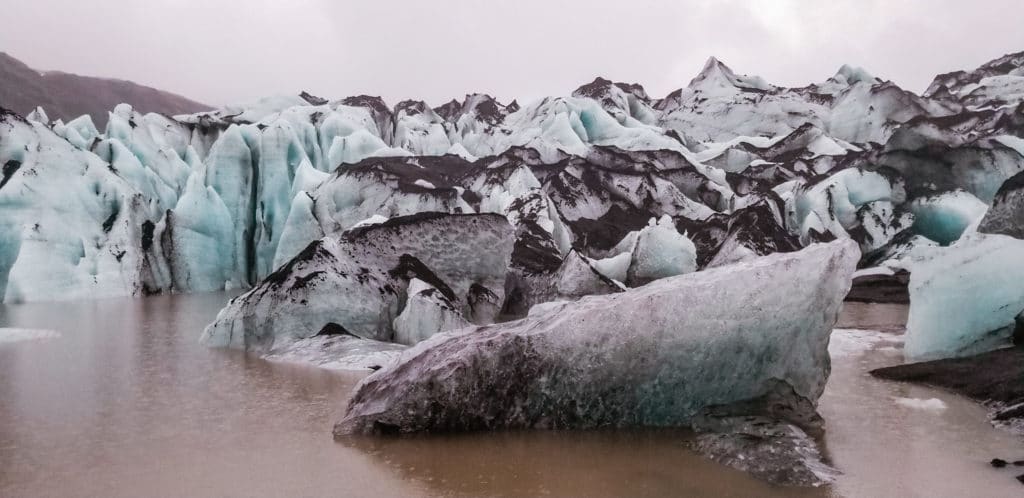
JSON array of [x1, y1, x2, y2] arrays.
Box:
[[1, 0, 1022, 107]]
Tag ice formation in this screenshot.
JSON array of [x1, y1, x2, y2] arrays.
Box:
[[979, 171, 1024, 239], [901, 234, 1024, 360], [624, 215, 697, 286], [392, 278, 470, 346], [1, 50, 1023, 306], [200, 213, 514, 351], [691, 416, 839, 487], [334, 240, 859, 435], [0, 328, 61, 345], [893, 397, 947, 412]]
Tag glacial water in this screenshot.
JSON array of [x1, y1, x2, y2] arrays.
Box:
[[1, 294, 1023, 497]]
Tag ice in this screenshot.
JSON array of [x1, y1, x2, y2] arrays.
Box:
[[908, 190, 988, 245], [327, 128, 397, 166], [691, 416, 839, 487], [335, 240, 859, 435], [25, 107, 49, 125], [264, 333, 407, 372], [202, 213, 514, 352], [902, 233, 1024, 360], [790, 168, 901, 245], [252, 122, 310, 279], [0, 328, 61, 345], [625, 215, 697, 286], [203, 125, 258, 286], [392, 278, 470, 346], [0, 111, 152, 302], [164, 168, 236, 292], [3, 50, 1023, 305], [893, 397, 947, 412], [392, 101, 451, 155], [828, 328, 903, 358], [200, 236, 405, 349], [979, 171, 1024, 239], [445, 143, 478, 161], [548, 250, 625, 299]]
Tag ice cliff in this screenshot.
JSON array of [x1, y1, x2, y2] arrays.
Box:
[[2, 51, 1023, 304]]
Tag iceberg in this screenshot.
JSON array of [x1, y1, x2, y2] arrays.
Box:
[[201, 213, 514, 351], [903, 233, 1024, 360], [335, 240, 859, 435], [625, 215, 697, 286]]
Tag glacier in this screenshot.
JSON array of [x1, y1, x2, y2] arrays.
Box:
[[2, 50, 1024, 304], [334, 240, 859, 435]]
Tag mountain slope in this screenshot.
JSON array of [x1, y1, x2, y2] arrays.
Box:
[[0, 52, 209, 127]]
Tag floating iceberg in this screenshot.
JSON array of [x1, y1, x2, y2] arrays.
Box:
[[335, 240, 859, 435]]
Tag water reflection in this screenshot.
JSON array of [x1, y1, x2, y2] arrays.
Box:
[[341, 429, 828, 498]]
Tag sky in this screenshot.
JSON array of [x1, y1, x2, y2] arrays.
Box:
[[1, 0, 1022, 107]]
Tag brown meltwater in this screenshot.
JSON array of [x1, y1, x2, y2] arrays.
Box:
[[1, 294, 1022, 497]]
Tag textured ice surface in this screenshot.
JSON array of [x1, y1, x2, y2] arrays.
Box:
[[979, 171, 1024, 239], [908, 190, 988, 245], [902, 234, 1024, 360], [625, 215, 697, 286], [392, 278, 470, 346], [335, 240, 859, 435], [0, 112, 155, 302], [2, 50, 1023, 303], [790, 168, 904, 246], [264, 333, 406, 371], [201, 213, 513, 351]]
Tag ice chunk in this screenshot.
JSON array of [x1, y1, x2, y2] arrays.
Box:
[[201, 237, 404, 348], [202, 213, 514, 351], [626, 215, 697, 286], [0, 328, 61, 345], [691, 417, 839, 487], [903, 233, 1024, 360], [908, 190, 988, 245], [264, 331, 407, 372], [978, 171, 1024, 239], [392, 278, 470, 346], [25, 107, 49, 125], [335, 240, 859, 435], [893, 397, 947, 412]]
